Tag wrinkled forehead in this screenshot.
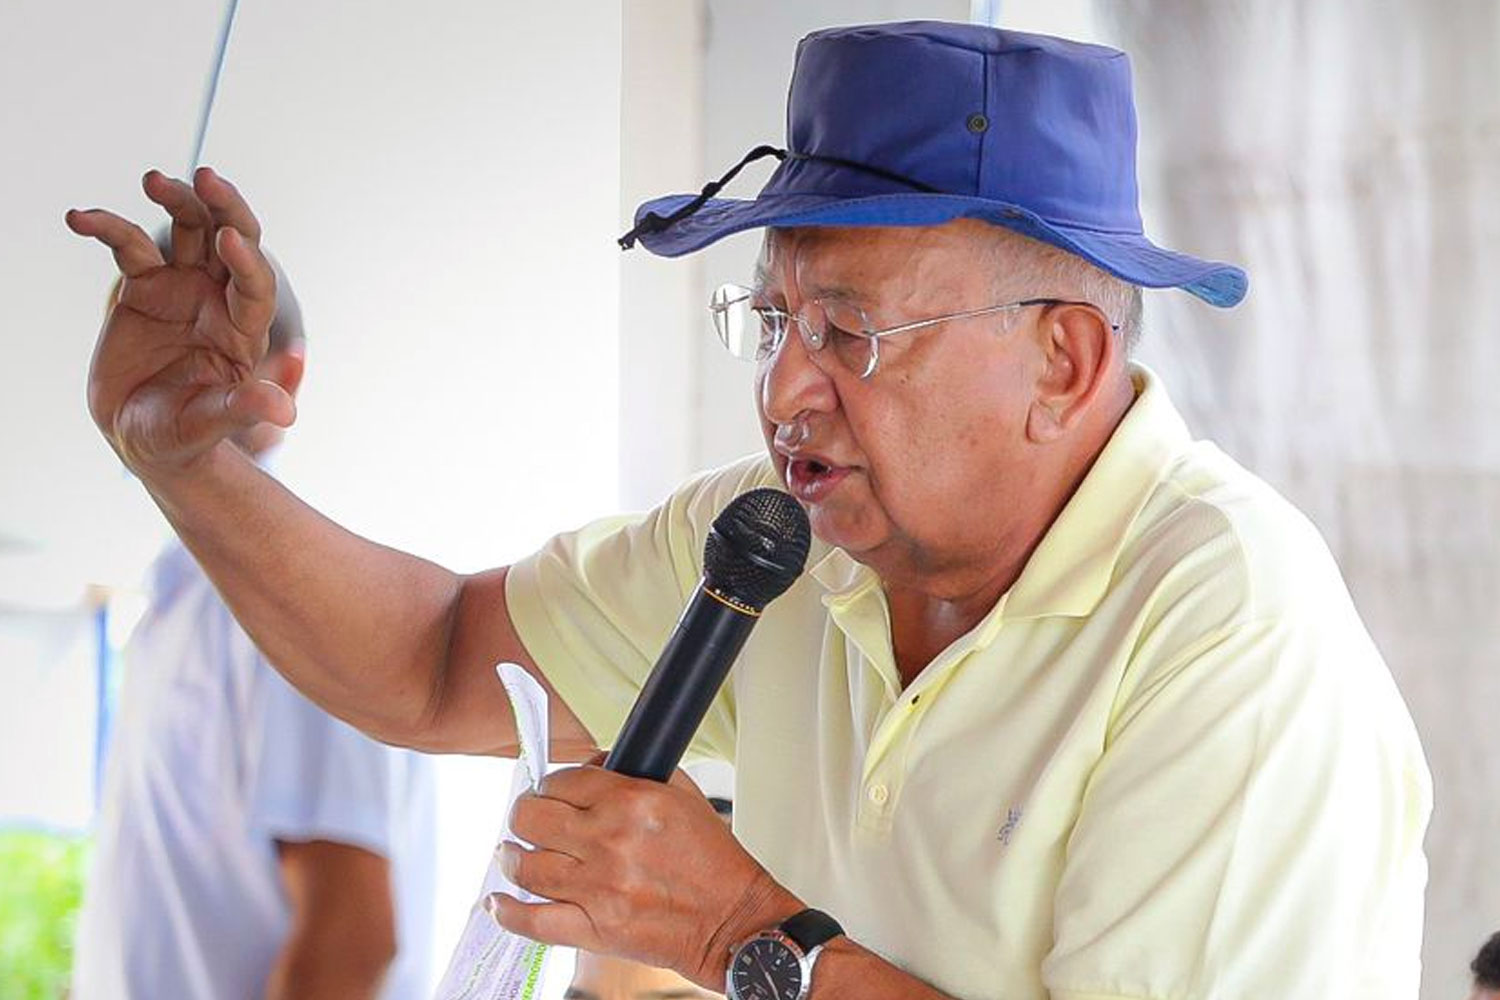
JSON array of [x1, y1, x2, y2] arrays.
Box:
[[753, 222, 1001, 305]]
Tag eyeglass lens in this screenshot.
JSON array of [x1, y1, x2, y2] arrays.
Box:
[[709, 284, 875, 376]]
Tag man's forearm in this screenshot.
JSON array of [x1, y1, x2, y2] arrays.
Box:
[[807, 937, 957, 1000], [145, 440, 465, 746], [269, 840, 397, 1000], [264, 935, 391, 1000]]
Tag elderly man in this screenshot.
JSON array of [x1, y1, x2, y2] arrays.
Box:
[[67, 21, 1428, 1000]]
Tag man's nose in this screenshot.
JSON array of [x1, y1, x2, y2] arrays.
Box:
[[759, 320, 838, 427]]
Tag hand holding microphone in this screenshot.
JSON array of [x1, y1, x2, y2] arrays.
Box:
[[605, 487, 811, 781], [495, 490, 812, 985]]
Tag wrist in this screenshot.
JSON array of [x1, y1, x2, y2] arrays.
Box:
[[723, 908, 845, 1000], [794, 934, 857, 1000], [698, 870, 803, 986], [142, 438, 255, 519]]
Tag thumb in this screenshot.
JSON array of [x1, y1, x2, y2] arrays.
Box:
[[225, 378, 297, 430], [173, 379, 296, 450]]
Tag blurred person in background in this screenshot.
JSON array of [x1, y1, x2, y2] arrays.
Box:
[[70, 239, 437, 1000], [1471, 932, 1500, 1000]]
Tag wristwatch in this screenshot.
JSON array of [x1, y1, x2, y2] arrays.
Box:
[[725, 908, 844, 1000]]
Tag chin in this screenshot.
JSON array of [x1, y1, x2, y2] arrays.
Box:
[[806, 502, 884, 558]]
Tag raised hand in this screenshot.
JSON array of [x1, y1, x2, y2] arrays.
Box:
[[66, 168, 289, 475]]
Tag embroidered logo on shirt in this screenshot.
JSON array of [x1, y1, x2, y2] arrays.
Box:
[[997, 806, 1023, 845]]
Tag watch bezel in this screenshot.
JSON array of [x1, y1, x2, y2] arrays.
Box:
[[726, 927, 818, 1000]]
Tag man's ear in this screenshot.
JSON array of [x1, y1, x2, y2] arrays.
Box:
[[1025, 304, 1119, 443], [254, 343, 306, 399]]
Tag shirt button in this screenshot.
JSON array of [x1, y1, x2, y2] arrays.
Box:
[[868, 783, 889, 806]]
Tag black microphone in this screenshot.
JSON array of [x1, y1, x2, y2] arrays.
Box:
[[603, 488, 811, 782]]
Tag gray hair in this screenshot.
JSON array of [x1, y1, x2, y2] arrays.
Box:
[[985, 226, 1143, 353]]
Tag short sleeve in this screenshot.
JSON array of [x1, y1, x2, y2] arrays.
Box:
[[505, 456, 779, 764], [246, 659, 408, 858], [1043, 553, 1431, 1000]]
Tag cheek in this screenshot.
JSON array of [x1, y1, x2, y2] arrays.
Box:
[[857, 378, 1026, 520], [850, 395, 951, 510]]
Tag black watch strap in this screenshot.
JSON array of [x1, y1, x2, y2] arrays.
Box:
[[780, 908, 843, 952]]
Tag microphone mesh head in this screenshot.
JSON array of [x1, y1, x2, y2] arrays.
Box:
[[703, 488, 812, 610]]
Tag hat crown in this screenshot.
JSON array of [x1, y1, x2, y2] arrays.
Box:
[[769, 21, 1143, 234]]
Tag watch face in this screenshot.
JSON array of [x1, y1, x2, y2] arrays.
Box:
[[729, 936, 805, 1000]]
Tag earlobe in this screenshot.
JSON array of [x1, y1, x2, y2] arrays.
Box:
[[1025, 398, 1067, 443]]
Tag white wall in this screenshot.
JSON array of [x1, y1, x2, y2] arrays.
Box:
[[0, 0, 227, 606], [208, 2, 623, 570], [619, 0, 706, 511], [0, 0, 624, 585]]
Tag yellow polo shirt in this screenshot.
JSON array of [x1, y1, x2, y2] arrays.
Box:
[[506, 367, 1431, 1000]]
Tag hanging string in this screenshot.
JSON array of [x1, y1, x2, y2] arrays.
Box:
[[189, 0, 242, 173]]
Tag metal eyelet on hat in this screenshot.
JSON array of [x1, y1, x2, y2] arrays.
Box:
[[966, 113, 989, 133]]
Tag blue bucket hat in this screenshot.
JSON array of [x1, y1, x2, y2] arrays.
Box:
[[620, 21, 1247, 308]]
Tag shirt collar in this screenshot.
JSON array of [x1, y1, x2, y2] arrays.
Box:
[[1004, 363, 1190, 619], [809, 543, 872, 598], [806, 364, 1191, 622]]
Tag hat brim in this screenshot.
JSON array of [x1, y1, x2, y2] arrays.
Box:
[[631, 192, 1247, 308]]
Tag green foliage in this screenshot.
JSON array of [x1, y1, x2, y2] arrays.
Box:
[[0, 830, 91, 1000]]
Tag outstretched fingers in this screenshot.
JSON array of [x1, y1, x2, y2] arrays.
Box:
[[142, 170, 215, 267], [193, 167, 263, 246], [64, 209, 164, 278], [216, 226, 277, 340]]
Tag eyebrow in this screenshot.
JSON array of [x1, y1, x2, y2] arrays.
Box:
[[751, 264, 867, 305], [564, 991, 600, 1000], [806, 283, 864, 303]]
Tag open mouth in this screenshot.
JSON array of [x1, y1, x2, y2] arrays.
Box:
[[786, 458, 849, 500]]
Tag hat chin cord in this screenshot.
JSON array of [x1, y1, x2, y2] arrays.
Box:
[[618, 146, 938, 250]]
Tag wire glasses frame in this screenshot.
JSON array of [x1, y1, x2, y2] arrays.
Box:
[[709, 283, 1119, 380]]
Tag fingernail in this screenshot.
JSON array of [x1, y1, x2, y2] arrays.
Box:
[[482, 892, 511, 926], [497, 843, 518, 881]]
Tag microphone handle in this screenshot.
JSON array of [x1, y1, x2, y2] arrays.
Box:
[[602, 586, 757, 782]]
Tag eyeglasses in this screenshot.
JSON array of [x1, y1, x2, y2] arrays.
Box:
[[709, 283, 1117, 380]]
